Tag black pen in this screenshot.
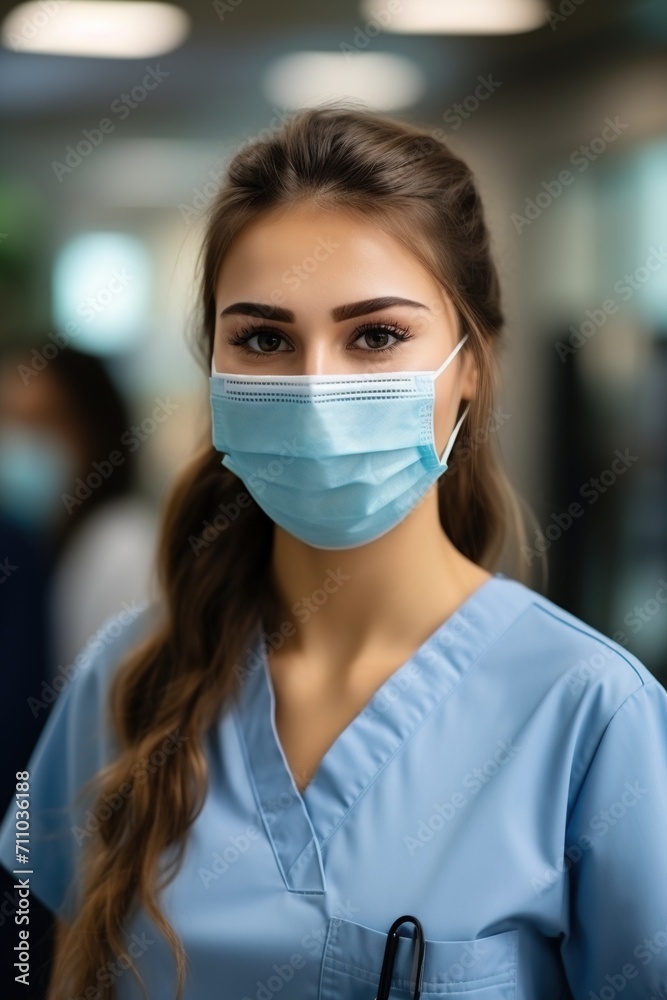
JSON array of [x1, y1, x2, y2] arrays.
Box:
[[374, 914, 425, 1000]]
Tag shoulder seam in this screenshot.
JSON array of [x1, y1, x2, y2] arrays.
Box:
[[530, 600, 647, 687], [567, 679, 660, 824]]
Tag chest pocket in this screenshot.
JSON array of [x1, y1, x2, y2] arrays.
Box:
[[319, 916, 517, 999]]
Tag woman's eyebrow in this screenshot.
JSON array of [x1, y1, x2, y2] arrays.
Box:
[[219, 296, 431, 322]]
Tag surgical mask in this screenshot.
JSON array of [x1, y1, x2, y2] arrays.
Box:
[[0, 423, 76, 531], [209, 334, 470, 549]]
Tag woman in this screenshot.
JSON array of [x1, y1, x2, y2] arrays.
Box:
[[0, 344, 158, 672], [1, 103, 666, 1000]]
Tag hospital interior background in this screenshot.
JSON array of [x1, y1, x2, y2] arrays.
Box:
[[0, 0, 666, 993]]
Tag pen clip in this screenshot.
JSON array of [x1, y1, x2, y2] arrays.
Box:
[[374, 914, 425, 1000]]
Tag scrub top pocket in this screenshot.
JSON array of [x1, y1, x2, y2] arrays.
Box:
[[319, 916, 518, 998]]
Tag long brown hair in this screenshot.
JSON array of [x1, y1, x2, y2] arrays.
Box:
[[48, 99, 543, 999]]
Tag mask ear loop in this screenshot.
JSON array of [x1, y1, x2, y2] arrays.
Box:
[[431, 333, 470, 465], [432, 332, 469, 379], [439, 400, 470, 465]]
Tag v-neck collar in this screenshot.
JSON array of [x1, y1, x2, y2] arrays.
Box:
[[232, 571, 532, 893]]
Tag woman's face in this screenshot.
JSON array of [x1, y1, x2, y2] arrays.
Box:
[[213, 202, 477, 458]]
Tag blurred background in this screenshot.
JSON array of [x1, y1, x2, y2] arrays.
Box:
[[1, 0, 666, 729], [0, 0, 666, 986]]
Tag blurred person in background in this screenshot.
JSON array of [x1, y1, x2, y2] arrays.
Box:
[[0, 343, 158, 678], [0, 341, 159, 998]]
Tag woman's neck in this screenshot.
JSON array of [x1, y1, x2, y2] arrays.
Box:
[[265, 492, 492, 679]]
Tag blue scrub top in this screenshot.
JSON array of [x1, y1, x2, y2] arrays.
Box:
[[1, 571, 667, 999]]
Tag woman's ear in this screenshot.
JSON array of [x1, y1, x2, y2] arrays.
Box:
[[461, 349, 478, 401]]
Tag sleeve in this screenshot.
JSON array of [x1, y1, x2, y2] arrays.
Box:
[[561, 678, 667, 998], [0, 603, 151, 923]]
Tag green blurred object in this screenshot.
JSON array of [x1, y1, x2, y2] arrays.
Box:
[[0, 179, 50, 345]]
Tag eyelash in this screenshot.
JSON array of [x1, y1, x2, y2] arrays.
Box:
[[226, 318, 414, 359]]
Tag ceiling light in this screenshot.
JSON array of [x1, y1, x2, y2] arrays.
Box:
[[52, 231, 151, 353], [262, 51, 425, 112], [359, 0, 547, 35], [2, 1, 190, 58]]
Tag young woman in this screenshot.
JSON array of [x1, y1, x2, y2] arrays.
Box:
[[2, 103, 666, 1000]]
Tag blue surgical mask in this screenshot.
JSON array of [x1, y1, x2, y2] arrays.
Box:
[[209, 334, 470, 549], [0, 424, 76, 531]]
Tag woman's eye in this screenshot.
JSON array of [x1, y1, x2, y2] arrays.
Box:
[[250, 332, 289, 352], [228, 320, 412, 356], [352, 324, 411, 352], [231, 329, 292, 353], [358, 329, 392, 350]]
